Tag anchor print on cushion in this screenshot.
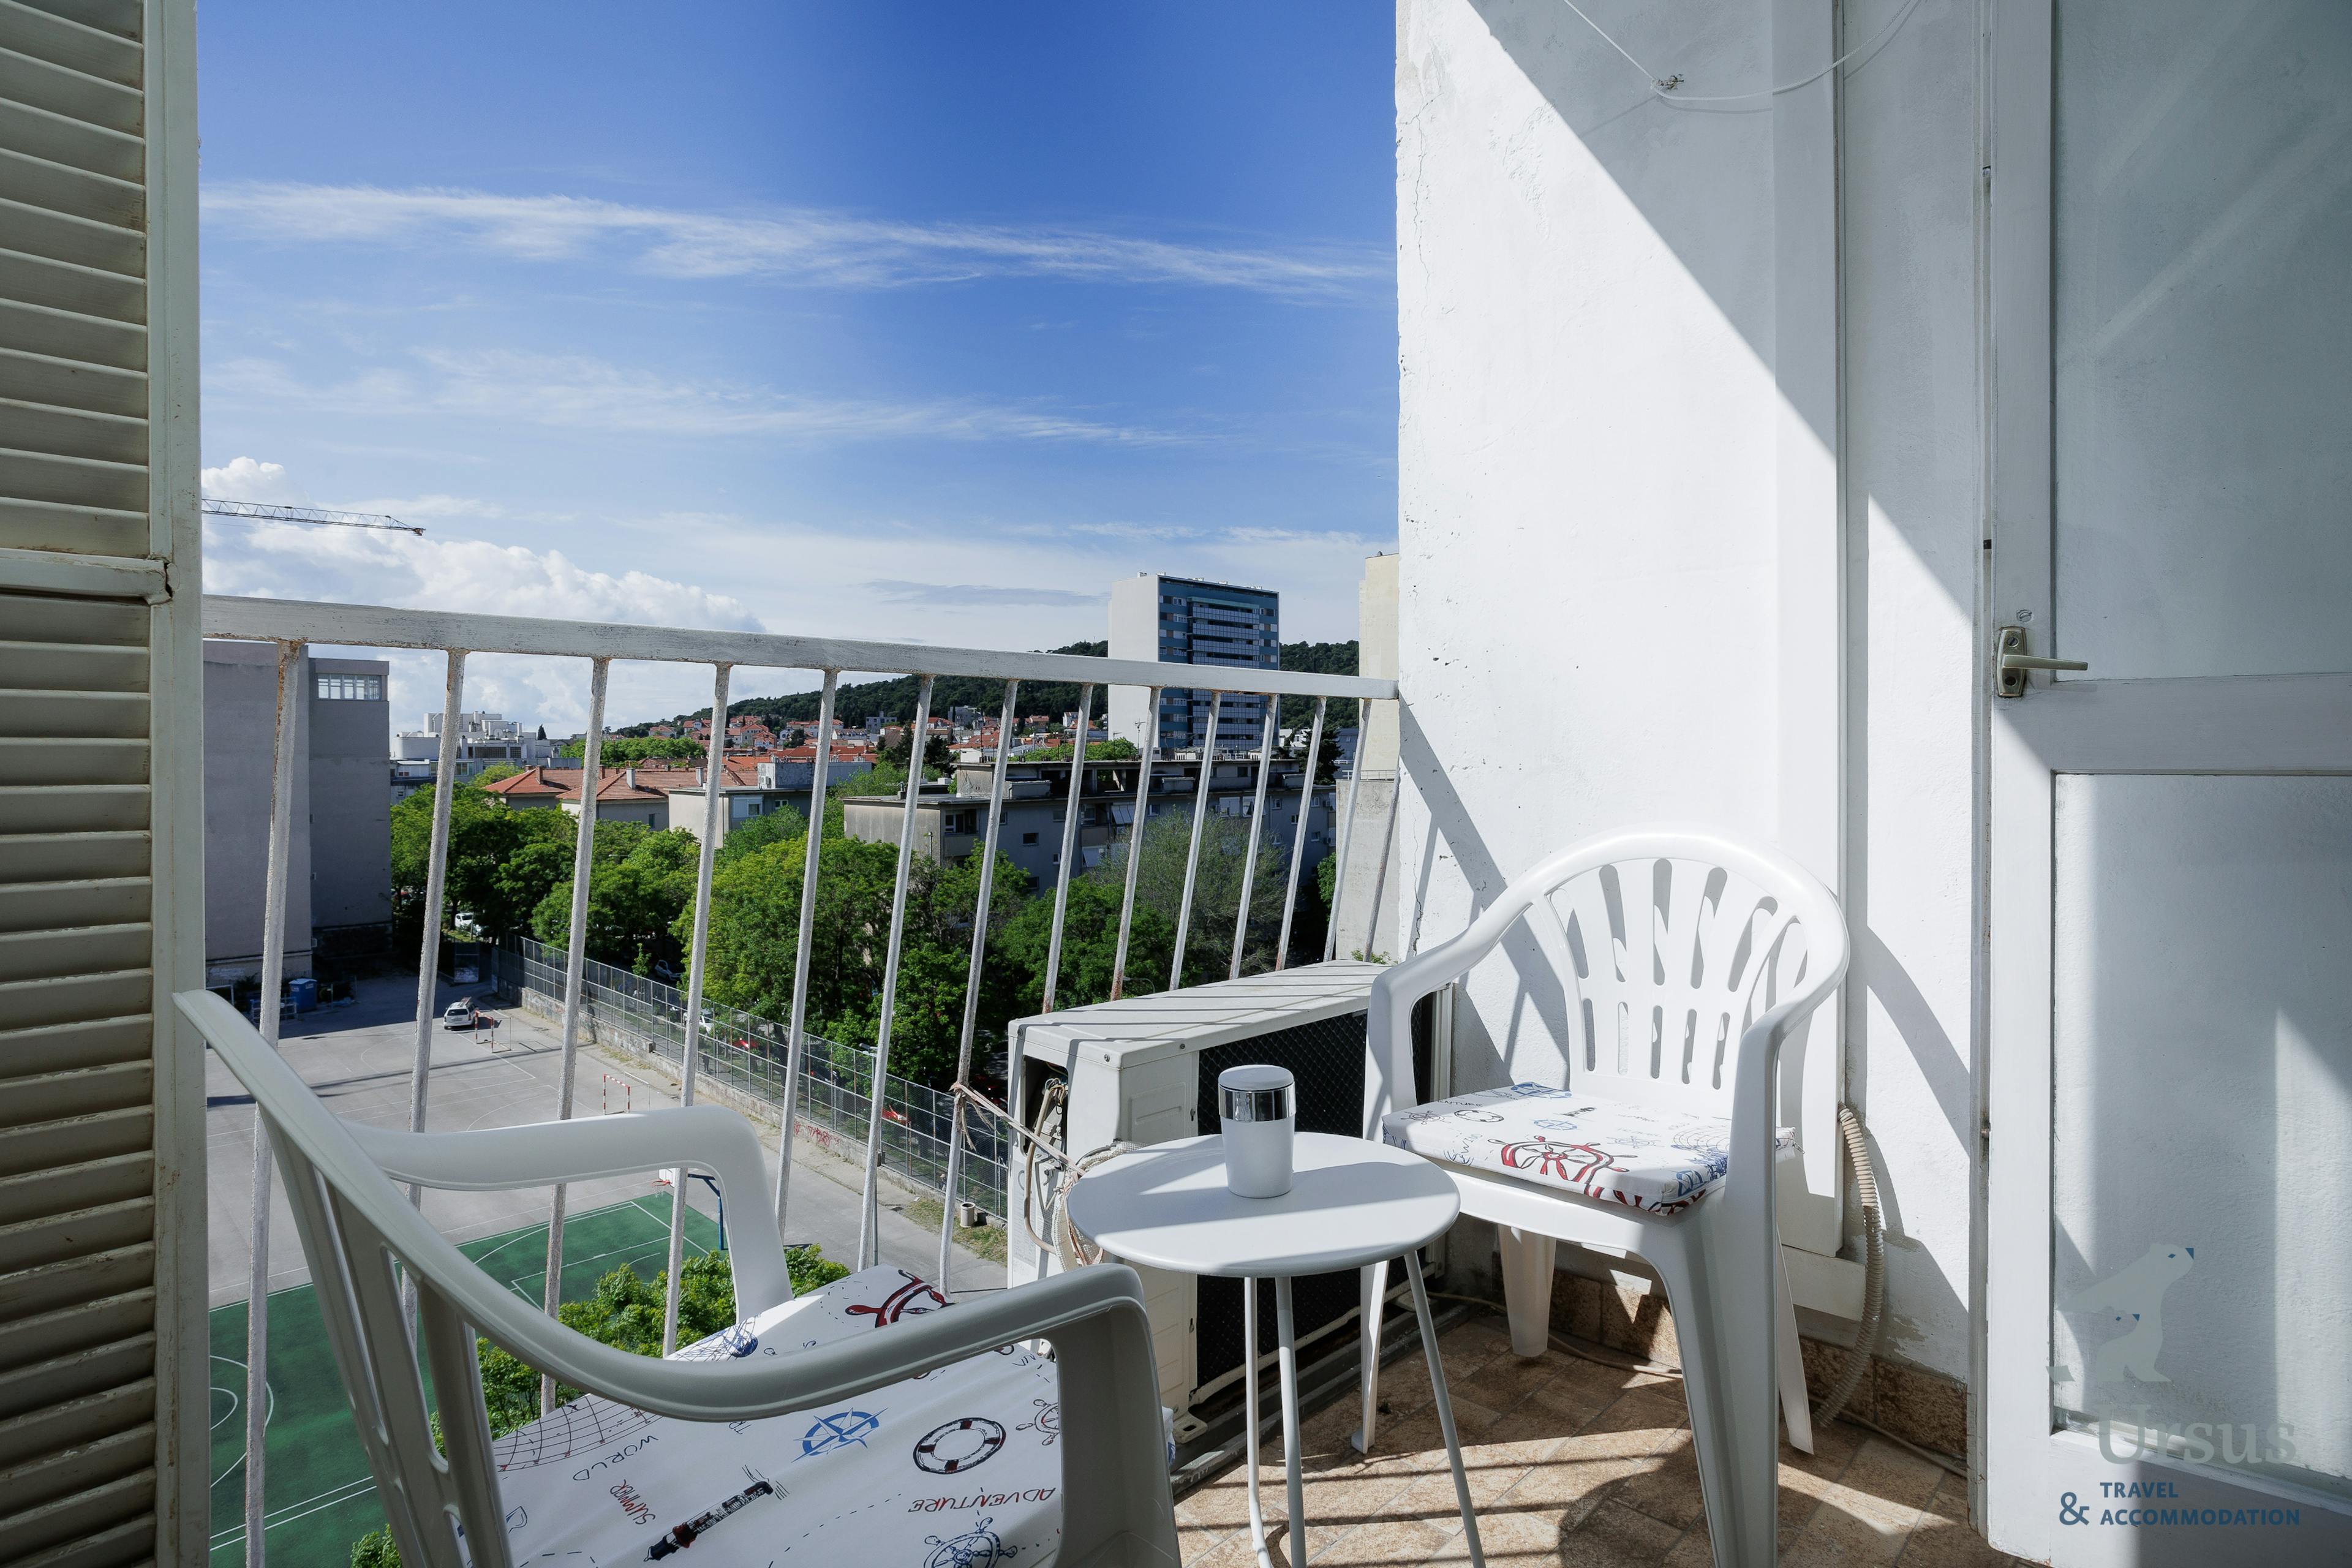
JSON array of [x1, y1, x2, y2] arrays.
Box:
[[1381, 1082, 1794, 1212]]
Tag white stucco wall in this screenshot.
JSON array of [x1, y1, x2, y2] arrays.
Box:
[[1396, 0, 1981, 1382]]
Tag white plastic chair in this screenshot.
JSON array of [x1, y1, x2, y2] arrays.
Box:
[[179, 989, 1179, 1568], [1354, 828, 1849, 1568]]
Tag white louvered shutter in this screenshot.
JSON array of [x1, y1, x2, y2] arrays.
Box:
[[0, 1, 205, 1565]]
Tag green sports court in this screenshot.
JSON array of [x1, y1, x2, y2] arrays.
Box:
[[208, 1197, 722, 1566]]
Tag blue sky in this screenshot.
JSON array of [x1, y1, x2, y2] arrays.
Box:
[[197, 3, 1397, 731]]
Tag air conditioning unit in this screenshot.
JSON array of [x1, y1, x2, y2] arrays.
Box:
[[1006, 961, 1448, 1435]]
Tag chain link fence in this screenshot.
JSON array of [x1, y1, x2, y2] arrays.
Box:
[[488, 938, 1008, 1216]]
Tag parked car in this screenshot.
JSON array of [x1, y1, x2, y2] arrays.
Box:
[[441, 998, 477, 1030]]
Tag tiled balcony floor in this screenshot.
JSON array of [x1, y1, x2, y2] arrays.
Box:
[[1177, 1314, 2022, 1567]]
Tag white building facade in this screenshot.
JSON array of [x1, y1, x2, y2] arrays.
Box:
[[1393, 1, 2352, 1556]]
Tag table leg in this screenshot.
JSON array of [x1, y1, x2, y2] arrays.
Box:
[[1409, 1254, 1486, 1567], [1276, 1276, 1305, 1565], [1243, 1277, 1273, 1567]]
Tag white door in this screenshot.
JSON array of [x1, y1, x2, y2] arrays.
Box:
[[1983, 1, 2352, 1561]]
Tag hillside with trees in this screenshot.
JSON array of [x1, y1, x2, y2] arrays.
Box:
[[614, 639, 1362, 738]]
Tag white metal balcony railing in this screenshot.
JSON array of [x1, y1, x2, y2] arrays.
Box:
[[200, 593, 1399, 1567]]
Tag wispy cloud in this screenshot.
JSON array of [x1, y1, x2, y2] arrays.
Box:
[[208, 349, 1178, 446], [865, 579, 1109, 608], [203, 181, 1388, 301]]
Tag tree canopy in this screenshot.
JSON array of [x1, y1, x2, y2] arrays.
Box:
[[558, 734, 703, 763]]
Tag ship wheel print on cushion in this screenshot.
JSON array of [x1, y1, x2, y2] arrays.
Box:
[[913, 1416, 1008, 1475], [923, 1514, 1021, 1568], [846, 1270, 949, 1329], [1016, 1398, 1060, 1447], [1501, 1137, 1621, 1185], [797, 1406, 885, 1460]]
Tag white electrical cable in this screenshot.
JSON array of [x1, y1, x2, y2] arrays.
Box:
[[1559, 0, 1929, 108]]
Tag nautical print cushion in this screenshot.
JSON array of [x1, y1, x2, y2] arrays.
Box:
[[482, 1264, 1063, 1567], [1380, 1083, 1793, 1213]]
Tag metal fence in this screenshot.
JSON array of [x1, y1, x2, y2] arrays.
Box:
[[491, 938, 1009, 1214]]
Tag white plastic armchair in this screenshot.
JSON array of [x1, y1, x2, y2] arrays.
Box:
[[179, 990, 1179, 1568], [1357, 828, 1849, 1568]]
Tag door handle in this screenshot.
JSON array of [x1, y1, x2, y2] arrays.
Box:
[[1996, 625, 2089, 698]]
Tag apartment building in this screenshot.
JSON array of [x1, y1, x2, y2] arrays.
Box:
[[391, 708, 554, 784], [202, 643, 393, 984], [1106, 572, 1280, 755]]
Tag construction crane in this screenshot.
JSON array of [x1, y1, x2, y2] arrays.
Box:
[[200, 499, 424, 537]]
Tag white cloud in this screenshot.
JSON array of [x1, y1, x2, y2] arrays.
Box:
[[202, 456, 313, 505], [202, 181, 1387, 301], [208, 350, 1177, 447]]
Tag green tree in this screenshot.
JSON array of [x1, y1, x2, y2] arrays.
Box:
[[688, 832, 1031, 1087], [994, 875, 1176, 1012], [390, 782, 575, 941], [1025, 737, 1137, 761], [557, 734, 704, 763], [1084, 809, 1291, 984], [714, 802, 808, 867], [879, 729, 953, 781], [529, 823, 701, 973]]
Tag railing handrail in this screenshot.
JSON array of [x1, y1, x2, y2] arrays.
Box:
[[202, 594, 1399, 701]]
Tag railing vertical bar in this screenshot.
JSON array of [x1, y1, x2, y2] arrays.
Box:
[[939, 679, 1019, 1291], [1229, 705, 1279, 980], [1273, 696, 1326, 971], [859, 674, 936, 1268], [403, 649, 467, 1221], [1107, 685, 1160, 1000], [1039, 681, 1093, 1012], [540, 655, 609, 1414], [1324, 703, 1366, 963], [774, 671, 839, 1239], [1366, 699, 1403, 960], [1169, 692, 1223, 990], [243, 638, 303, 1568], [662, 662, 731, 1353]]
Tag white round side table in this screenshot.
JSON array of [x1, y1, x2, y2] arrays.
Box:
[[1065, 1131, 1487, 1568]]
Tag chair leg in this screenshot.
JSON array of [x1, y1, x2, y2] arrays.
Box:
[[1352, 1257, 1391, 1453], [1776, 1243, 1814, 1455], [1650, 1223, 1777, 1568], [1498, 1224, 1557, 1357]]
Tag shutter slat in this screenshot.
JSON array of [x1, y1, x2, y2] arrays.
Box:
[[13, 1, 140, 46], [0, 296, 143, 369], [0, 969, 153, 1029], [0, 1147, 149, 1224], [1, 1421, 153, 1524], [0, 395, 146, 463], [0, 1061, 152, 1128], [0, 587, 141, 641], [0, 1017, 150, 1079], [0, 740, 149, 786], [0, 249, 145, 326], [0, 90, 138, 179], [0, 143, 138, 229], [0, 825, 152, 873], [0, 688, 149, 739], [0, 924, 154, 983], [0, 46, 137, 138], [0, 876, 149, 930], [0, 1289, 152, 1379], [6, 1512, 152, 1568], [0, 192, 141, 276], [0, 2, 139, 91], [0, 1464, 155, 1561], [0, 1239, 153, 1317], [0, 444, 146, 513], [0, 1195, 153, 1273], [0, 346, 148, 417], [0, 638, 148, 691]]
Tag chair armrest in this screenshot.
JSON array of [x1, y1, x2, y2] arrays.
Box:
[[346, 1109, 795, 1316], [1363, 922, 1508, 1136]]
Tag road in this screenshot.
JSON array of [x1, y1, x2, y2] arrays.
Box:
[[205, 967, 993, 1308]]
